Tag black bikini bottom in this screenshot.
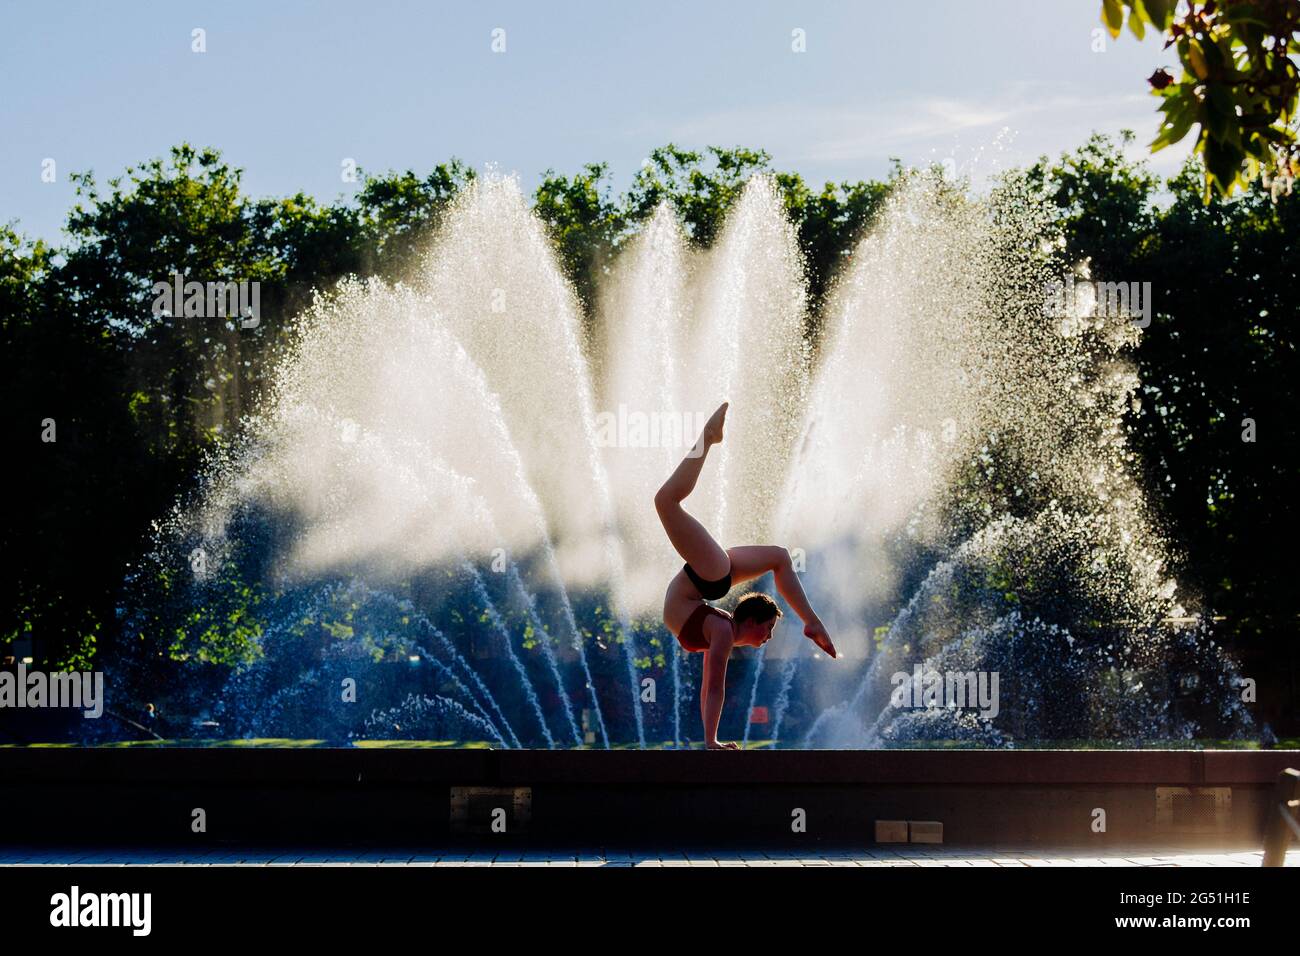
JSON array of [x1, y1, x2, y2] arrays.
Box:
[[683, 561, 732, 601]]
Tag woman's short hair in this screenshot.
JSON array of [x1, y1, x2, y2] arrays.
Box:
[[732, 591, 782, 624]]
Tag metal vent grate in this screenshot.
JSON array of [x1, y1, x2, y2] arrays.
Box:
[[1155, 786, 1231, 833]]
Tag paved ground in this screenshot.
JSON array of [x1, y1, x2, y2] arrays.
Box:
[[2, 846, 1295, 866]]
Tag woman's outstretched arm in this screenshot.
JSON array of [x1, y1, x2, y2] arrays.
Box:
[[701, 623, 735, 748]]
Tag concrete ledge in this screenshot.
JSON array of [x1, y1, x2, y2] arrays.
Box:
[[3, 748, 1296, 849]]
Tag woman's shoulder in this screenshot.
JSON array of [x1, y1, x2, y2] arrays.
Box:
[[691, 602, 731, 620], [703, 606, 733, 639]]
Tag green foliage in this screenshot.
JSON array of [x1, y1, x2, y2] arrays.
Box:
[[6, 137, 1295, 715], [774, 172, 891, 323], [1026, 130, 1160, 275], [0, 225, 51, 315], [1104, 0, 1300, 198], [1, 221, 145, 668], [1032, 132, 1299, 674], [535, 144, 890, 338], [167, 584, 266, 666], [4, 146, 477, 668], [354, 160, 476, 276], [62, 145, 279, 468], [534, 162, 625, 315], [624, 145, 773, 246]]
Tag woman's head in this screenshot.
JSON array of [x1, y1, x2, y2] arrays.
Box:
[[732, 592, 782, 647]]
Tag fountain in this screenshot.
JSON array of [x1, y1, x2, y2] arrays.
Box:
[[106, 164, 1253, 749]]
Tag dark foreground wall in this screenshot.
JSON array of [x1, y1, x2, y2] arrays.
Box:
[[2, 748, 1296, 849]]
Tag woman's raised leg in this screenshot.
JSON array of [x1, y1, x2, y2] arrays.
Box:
[[653, 402, 730, 580], [726, 544, 838, 657]]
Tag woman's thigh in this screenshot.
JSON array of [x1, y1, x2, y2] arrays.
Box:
[[663, 575, 702, 635], [657, 501, 730, 579], [725, 545, 786, 585]]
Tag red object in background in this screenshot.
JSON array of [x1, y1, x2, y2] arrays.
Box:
[[749, 706, 769, 725]]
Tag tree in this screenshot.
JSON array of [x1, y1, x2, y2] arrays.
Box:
[[1, 225, 136, 668], [1103, 0, 1300, 198], [1026, 131, 1160, 278], [7, 145, 473, 670], [774, 172, 890, 329], [61, 144, 280, 470], [623, 144, 773, 246], [354, 161, 475, 277], [1030, 133, 1299, 728], [533, 162, 625, 316]]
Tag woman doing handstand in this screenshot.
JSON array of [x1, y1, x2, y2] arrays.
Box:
[[656, 401, 837, 750]]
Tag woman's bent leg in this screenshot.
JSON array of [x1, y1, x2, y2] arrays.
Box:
[[726, 545, 819, 625], [654, 403, 730, 579]]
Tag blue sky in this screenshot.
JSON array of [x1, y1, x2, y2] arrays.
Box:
[[1, 0, 1187, 243]]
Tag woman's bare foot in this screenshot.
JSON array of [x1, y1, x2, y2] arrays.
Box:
[[702, 401, 729, 446], [705, 739, 739, 750]]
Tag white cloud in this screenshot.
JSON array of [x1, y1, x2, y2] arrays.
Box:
[[632, 82, 1193, 181]]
